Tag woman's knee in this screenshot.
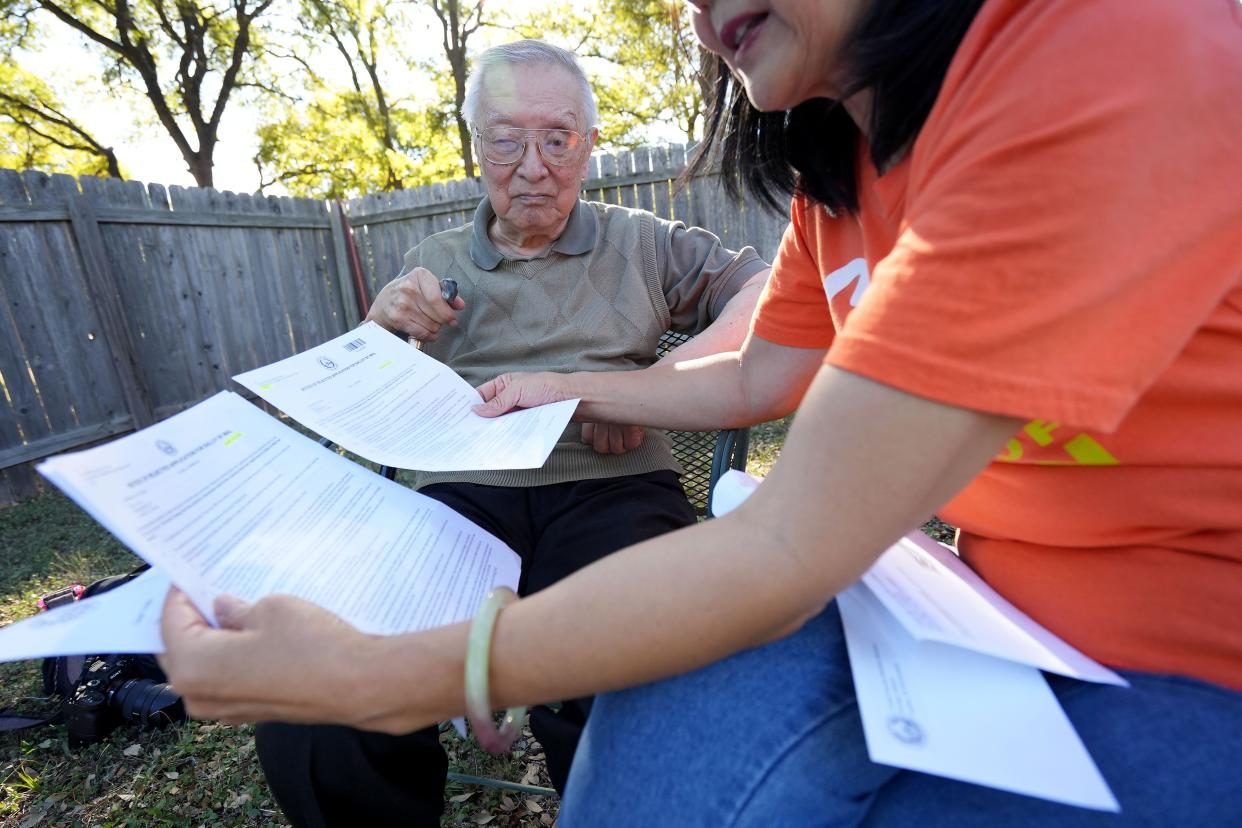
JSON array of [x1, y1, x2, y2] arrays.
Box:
[[561, 604, 874, 826]]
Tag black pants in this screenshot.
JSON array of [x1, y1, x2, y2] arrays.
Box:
[[255, 471, 697, 828]]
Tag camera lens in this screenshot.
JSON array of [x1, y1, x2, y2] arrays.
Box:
[[112, 679, 186, 728]]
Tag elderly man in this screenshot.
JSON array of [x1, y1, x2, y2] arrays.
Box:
[[254, 39, 768, 827]]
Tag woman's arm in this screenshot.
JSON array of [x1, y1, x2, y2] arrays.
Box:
[[160, 365, 1020, 733], [579, 268, 770, 454], [476, 332, 828, 431]]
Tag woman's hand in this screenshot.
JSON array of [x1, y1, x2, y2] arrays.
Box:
[[474, 371, 577, 417], [157, 588, 380, 727], [366, 267, 466, 341]]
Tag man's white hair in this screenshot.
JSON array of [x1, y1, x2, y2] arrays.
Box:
[[462, 39, 599, 131]]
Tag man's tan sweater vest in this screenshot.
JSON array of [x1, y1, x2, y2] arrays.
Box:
[[405, 198, 764, 489]]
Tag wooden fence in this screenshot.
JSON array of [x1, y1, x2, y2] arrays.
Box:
[[0, 143, 787, 504], [347, 145, 786, 299]]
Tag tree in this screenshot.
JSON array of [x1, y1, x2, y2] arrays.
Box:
[[590, 0, 708, 146], [427, 0, 484, 178], [510, 0, 709, 149], [254, 84, 463, 198], [2, 0, 275, 187], [0, 65, 122, 177], [253, 0, 486, 197], [289, 0, 408, 191]]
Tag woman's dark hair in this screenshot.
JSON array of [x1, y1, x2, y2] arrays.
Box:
[[685, 0, 986, 214]]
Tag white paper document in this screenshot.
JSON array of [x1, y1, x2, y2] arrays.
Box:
[[711, 470, 1121, 810], [861, 533, 1126, 685], [27, 391, 520, 659], [837, 586, 1118, 811], [233, 322, 579, 472], [0, 568, 170, 661]]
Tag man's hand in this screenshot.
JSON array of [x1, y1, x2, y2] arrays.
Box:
[[366, 267, 466, 341], [474, 371, 576, 417], [157, 588, 376, 727], [581, 423, 645, 454]]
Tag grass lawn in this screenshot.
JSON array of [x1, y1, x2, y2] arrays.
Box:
[[0, 420, 794, 827], [0, 492, 567, 827]]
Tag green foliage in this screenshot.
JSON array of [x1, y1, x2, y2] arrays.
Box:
[[510, 0, 708, 149], [0, 490, 138, 628], [255, 89, 463, 198], [0, 64, 124, 177], [0, 0, 710, 199], [0, 0, 275, 186], [253, 0, 476, 197]]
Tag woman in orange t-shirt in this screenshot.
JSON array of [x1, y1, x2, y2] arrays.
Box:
[[158, 0, 1241, 823]]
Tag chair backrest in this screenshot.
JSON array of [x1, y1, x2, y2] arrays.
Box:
[[657, 331, 749, 518]]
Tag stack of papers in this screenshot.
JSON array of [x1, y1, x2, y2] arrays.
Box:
[[233, 322, 579, 472], [2, 325, 582, 661], [711, 469, 1122, 812]]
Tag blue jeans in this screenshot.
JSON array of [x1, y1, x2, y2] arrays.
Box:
[[560, 603, 1242, 826]]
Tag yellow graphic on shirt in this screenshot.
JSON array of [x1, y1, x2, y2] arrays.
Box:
[[996, 419, 1119, 466]]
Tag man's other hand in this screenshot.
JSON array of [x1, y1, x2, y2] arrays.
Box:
[[581, 423, 645, 454], [366, 267, 466, 341]]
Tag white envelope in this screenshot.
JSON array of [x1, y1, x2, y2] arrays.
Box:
[[712, 469, 1121, 811]]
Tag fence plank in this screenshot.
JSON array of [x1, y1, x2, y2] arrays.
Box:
[[329, 200, 362, 327], [670, 144, 693, 228], [651, 145, 672, 221], [0, 172, 50, 459], [637, 146, 654, 213], [617, 150, 636, 210], [598, 153, 619, 205], [584, 155, 602, 203], [58, 175, 156, 428]]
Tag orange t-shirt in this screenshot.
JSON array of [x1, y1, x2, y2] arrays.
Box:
[[753, 0, 1242, 690]]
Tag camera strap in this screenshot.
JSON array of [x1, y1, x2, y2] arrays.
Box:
[[0, 707, 61, 732]]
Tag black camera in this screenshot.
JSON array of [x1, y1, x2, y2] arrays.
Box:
[[63, 654, 186, 746]]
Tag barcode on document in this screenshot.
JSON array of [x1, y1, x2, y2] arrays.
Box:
[[343, 338, 366, 352]]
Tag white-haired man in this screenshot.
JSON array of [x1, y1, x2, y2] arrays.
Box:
[[255, 40, 769, 827]]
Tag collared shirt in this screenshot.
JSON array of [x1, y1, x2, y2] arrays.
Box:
[[469, 198, 597, 270], [403, 197, 767, 490]]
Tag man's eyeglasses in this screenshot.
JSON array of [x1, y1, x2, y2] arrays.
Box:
[[473, 127, 588, 166]]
